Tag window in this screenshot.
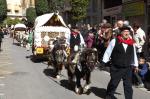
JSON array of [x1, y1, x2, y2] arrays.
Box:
[[7, 9, 11, 12], [15, 10, 19, 13]]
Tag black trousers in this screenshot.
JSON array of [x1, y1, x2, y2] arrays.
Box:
[[106, 65, 133, 99]]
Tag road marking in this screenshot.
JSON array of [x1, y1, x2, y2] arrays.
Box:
[[0, 77, 5, 79], [0, 84, 5, 87], [0, 70, 13, 76], [0, 63, 13, 67], [0, 93, 5, 96]]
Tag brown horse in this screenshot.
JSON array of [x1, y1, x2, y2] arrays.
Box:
[[66, 48, 98, 94]]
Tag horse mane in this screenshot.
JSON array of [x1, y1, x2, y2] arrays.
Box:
[[80, 48, 98, 62], [81, 48, 97, 55], [53, 38, 66, 50]]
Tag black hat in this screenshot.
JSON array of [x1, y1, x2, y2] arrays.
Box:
[[119, 26, 131, 33]]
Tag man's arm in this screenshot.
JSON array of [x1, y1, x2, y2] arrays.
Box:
[[132, 44, 138, 67], [132, 44, 139, 73], [102, 39, 116, 63]]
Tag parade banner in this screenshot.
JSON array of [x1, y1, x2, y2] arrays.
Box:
[[103, 6, 122, 16], [123, 1, 145, 17]]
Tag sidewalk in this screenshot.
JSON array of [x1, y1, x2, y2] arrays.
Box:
[[0, 35, 13, 76]]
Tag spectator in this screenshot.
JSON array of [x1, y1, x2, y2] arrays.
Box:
[[85, 30, 95, 48], [132, 22, 146, 58], [113, 20, 124, 36], [97, 23, 112, 62], [0, 28, 4, 51], [134, 57, 149, 88]]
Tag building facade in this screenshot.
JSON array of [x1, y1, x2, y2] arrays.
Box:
[[6, 0, 35, 19], [86, 0, 148, 32], [122, 0, 146, 30], [85, 0, 102, 25]]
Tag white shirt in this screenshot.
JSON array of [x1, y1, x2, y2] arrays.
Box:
[[133, 28, 146, 53], [102, 38, 138, 67]]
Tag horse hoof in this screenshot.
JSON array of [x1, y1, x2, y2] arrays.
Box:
[[83, 85, 90, 94], [75, 87, 82, 95], [56, 75, 60, 79]]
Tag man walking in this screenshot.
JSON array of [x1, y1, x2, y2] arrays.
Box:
[[102, 26, 138, 99]]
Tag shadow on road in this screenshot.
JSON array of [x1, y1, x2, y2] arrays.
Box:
[[60, 79, 75, 92], [90, 87, 121, 98], [26, 55, 48, 63], [13, 42, 20, 46], [90, 87, 106, 98], [43, 68, 56, 78]]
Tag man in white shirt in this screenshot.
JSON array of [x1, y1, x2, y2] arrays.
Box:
[[132, 23, 146, 58], [102, 26, 138, 99]]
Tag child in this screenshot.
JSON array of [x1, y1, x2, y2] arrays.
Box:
[[134, 57, 149, 88]]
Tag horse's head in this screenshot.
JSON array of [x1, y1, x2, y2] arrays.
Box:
[[55, 49, 66, 63], [80, 48, 98, 71], [54, 38, 67, 64]]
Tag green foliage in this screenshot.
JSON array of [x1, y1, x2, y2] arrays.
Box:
[[3, 17, 22, 26], [35, 0, 49, 16], [26, 7, 37, 27], [0, 0, 7, 22], [70, 0, 89, 24], [4, 17, 14, 26], [48, 0, 65, 12], [13, 18, 22, 24]]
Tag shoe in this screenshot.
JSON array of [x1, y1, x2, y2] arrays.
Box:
[[136, 83, 144, 88]]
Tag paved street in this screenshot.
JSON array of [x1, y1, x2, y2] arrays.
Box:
[[0, 36, 150, 99]]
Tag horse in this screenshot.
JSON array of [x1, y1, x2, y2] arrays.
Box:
[[66, 48, 98, 94], [13, 31, 29, 47], [47, 37, 67, 78]]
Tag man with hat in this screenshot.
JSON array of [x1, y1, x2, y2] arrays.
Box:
[[66, 26, 85, 53], [102, 26, 138, 99]]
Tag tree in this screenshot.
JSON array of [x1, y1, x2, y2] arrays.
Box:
[[47, 0, 65, 12], [26, 7, 36, 27], [70, 0, 89, 25], [3, 17, 22, 26], [35, 0, 49, 16], [0, 0, 7, 22]]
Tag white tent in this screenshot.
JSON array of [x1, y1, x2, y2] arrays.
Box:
[[34, 13, 70, 33], [14, 23, 26, 29], [33, 13, 71, 47], [35, 13, 67, 27], [14, 23, 26, 31]]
